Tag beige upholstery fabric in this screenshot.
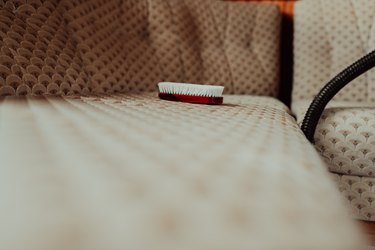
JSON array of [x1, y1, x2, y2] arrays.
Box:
[[293, 0, 375, 222], [0, 0, 280, 96], [0, 94, 364, 249], [293, 100, 375, 221], [332, 173, 375, 221], [315, 107, 375, 177], [285, 102, 375, 178], [293, 0, 375, 103], [292, 101, 371, 126]]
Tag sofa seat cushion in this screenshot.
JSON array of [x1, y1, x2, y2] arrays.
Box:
[[293, 101, 375, 177], [332, 173, 375, 221], [0, 94, 363, 249]]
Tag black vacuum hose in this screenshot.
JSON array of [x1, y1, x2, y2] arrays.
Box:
[[301, 49, 375, 143]]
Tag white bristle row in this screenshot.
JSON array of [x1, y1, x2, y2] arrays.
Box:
[[158, 82, 224, 97]]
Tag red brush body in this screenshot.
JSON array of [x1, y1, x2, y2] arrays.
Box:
[[158, 82, 224, 105], [158, 93, 223, 105]]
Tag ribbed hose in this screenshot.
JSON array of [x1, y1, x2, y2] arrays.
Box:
[[301, 49, 375, 143]]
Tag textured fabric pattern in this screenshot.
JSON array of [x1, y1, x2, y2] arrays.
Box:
[[315, 107, 375, 177], [231, 0, 295, 17], [293, 0, 375, 103], [292, 101, 370, 126], [332, 173, 375, 221], [230, 0, 295, 106], [293, 0, 375, 222], [293, 101, 375, 177], [0, 0, 280, 96], [0, 0, 92, 96], [0, 94, 364, 249], [293, 101, 375, 222]]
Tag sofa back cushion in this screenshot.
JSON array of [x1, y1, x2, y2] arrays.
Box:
[[0, 0, 280, 96], [293, 0, 375, 103]]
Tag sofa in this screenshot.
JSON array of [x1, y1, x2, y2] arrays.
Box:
[[0, 0, 371, 249]]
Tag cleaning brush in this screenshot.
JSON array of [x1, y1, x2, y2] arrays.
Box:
[[158, 82, 224, 105]]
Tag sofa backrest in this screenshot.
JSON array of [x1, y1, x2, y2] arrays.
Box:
[[293, 0, 375, 104], [0, 0, 281, 97]]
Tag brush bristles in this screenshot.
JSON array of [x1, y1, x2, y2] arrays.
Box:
[[158, 82, 224, 97]]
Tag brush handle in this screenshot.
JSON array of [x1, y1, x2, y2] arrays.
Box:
[[159, 93, 223, 105]]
